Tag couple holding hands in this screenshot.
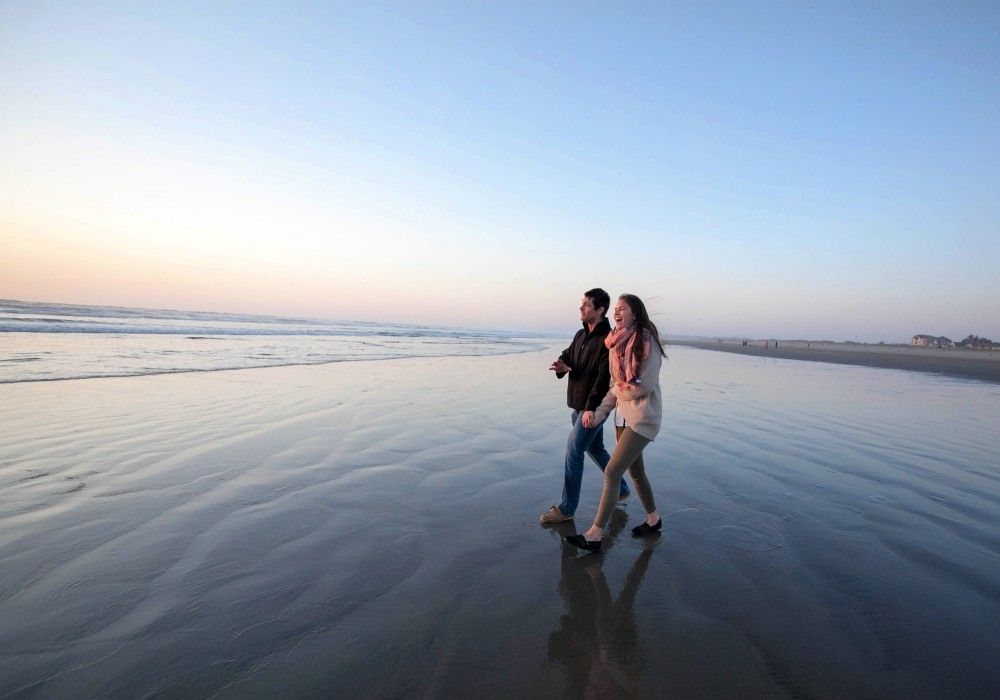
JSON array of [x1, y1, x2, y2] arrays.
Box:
[[542, 288, 666, 553]]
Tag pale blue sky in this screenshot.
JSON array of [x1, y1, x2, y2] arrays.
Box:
[[2, 2, 998, 340]]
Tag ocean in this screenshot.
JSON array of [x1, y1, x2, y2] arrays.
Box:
[[0, 299, 548, 383]]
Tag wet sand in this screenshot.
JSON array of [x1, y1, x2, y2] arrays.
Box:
[[1, 347, 998, 697], [670, 339, 1000, 382], [670, 338, 1000, 382]]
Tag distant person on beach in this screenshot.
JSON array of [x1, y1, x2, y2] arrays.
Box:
[[542, 289, 630, 524], [567, 294, 666, 552]]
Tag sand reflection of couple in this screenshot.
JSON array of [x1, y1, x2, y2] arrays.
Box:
[[543, 290, 667, 553], [546, 515, 658, 695]]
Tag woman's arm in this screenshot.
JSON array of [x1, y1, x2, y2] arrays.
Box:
[[617, 349, 662, 399], [589, 386, 618, 426]]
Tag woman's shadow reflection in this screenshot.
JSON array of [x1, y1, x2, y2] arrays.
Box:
[[545, 510, 658, 697]]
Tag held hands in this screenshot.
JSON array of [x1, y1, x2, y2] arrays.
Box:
[[550, 358, 571, 374], [581, 410, 597, 429]]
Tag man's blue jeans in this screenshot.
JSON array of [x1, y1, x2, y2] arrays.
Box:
[[559, 409, 630, 516]]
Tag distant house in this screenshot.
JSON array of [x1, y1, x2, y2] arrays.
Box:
[[911, 335, 954, 348], [956, 334, 999, 349]]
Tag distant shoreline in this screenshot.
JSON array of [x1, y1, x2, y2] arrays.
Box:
[[669, 338, 1000, 383]]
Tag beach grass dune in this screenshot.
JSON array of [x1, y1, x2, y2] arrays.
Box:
[[1, 347, 998, 697]]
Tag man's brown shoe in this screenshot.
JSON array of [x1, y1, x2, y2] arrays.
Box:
[[540, 505, 573, 524]]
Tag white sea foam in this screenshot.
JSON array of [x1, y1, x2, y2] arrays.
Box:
[[0, 300, 549, 382]]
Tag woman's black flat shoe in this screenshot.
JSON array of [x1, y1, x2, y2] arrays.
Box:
[[566, 534, 603, 552], [632, 519, 662, 536]]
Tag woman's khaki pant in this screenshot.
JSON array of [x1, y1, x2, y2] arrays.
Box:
[[593, 426, 656, 528]]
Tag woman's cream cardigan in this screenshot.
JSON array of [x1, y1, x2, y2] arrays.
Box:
[[592, 346, 663, 441]]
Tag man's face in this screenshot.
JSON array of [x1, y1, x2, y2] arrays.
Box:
[[580, 296, 602, 325]]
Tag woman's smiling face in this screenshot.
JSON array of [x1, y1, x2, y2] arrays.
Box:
[[613, 298, 635, 327]]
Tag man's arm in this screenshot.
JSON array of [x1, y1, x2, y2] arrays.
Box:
[[585, 349, 611, 411], [550, 343, 574, 378]]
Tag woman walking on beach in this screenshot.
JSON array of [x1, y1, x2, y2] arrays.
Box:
[[567, 294, 666, 552]]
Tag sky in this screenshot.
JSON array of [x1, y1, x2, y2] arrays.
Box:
[[2, 2, 998, 340]]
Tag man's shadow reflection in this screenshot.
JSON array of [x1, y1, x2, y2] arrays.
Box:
[[545, 509, 658, 697]]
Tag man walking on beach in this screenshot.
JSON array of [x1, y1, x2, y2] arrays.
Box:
[[541, 288, 630, 524]]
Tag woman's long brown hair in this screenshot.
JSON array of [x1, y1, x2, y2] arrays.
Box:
[[619, 294, 666, 363]]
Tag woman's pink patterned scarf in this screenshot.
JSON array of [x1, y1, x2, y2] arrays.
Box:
[[605, 323, 650, 384]]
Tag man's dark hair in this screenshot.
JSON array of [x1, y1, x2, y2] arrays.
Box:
[[585, 288, 610, 317]]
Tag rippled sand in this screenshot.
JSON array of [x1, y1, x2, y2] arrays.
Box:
[[1, 347, 998, 697]]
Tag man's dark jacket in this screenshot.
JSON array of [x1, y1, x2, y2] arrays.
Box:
[[556, 317, 612, 411]]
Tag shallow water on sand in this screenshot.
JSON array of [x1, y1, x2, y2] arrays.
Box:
[[0, 346, 997, 697]]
